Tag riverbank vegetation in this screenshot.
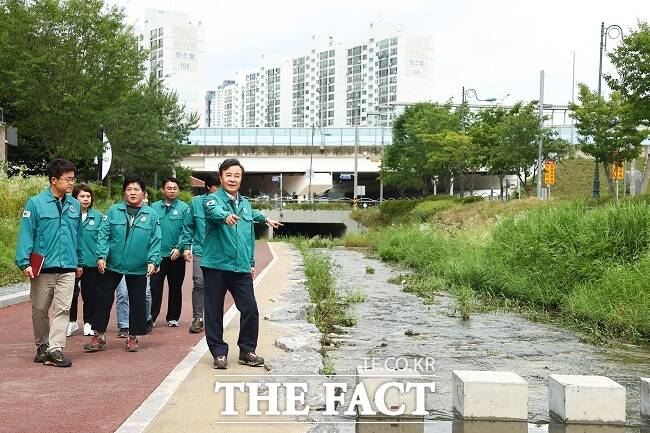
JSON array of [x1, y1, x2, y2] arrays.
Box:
[[347, 182, 650, 344]]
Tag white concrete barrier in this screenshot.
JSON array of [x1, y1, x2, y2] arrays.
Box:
[[452, 370, 528, 421], [452, 420, 528, 433], [548, 375, 626, 424], [641, 378, 650, 418]]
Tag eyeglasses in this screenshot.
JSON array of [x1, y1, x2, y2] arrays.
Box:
[[60, 177, 76, 183]]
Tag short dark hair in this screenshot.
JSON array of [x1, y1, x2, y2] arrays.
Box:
[[122, 175, 146, 192], [219, 158, 245, 176], [72, 184, 94, 206], [162, 176, 179, 188], [47, 159, 76, 182], [205, 173, 219, 190]]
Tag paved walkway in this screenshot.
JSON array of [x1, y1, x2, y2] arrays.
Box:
[[139, 242, 309, 433], [0, 243, 273, 433]]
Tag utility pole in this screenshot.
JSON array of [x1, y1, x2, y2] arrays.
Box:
[[536, 70, 545, 198], [353, 112, 359, 200]]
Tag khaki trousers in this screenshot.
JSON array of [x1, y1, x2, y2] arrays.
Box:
[[30, 272, 75, 352]]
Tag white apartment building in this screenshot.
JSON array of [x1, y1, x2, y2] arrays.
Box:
[[205, 23, 434, 128], [136, 9, 207, 125]]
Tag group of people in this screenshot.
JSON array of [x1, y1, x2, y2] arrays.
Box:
[[16, 157, 282, 368]]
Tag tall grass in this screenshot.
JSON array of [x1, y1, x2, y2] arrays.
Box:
[[357, 200, 650, 343], [0, 172, 48, 286]]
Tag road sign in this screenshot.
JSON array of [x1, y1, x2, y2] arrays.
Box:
[[271, 176, 280, 182], [544, 161, 556, 185], [356, 185, 366, 196], [340, 174, 352, 180], [611, 162, 624, 180]]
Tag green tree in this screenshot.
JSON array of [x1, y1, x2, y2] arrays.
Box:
[[496, 103, 568, 197], [0, 0, 145, 165], [606, 21, 650, 127], [426, 131, 481, 195], [468, 106, 510, 198], [569, 84, 646, 196], [103, 76, 198, 194], [382, 103, 461, 195]]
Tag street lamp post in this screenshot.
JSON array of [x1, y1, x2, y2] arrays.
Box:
[[593, 21, 623, 198], [461, 87, 497, 131]]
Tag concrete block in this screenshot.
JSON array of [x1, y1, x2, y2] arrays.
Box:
[[452, 420, 528, 433], [356, 366, 428, 418], [452, 370, 528, 421], [641, 378, 650, 418], [548, 375, 626, 424], [549, 424, 627, 433], [356, 417, 424, 433]]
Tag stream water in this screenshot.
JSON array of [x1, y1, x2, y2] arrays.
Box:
[[319, 247, 650, 433]]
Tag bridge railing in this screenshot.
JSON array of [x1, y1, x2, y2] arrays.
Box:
[[186, 127, 393, 147]]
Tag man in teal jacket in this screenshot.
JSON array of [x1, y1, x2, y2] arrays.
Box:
[[84, 176, 161, 353], [15, 158, 82, 368], [181, 173, 219, 334], [202, 159, 282, 369], [149, 176, 191, 327]]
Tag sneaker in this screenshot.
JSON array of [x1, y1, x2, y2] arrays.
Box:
[[117, 328, 129, 338], [83, 323, 94, 336], [167, 320, 179, 327], [83, 335, 106, 352], [189, 318, 204, 334], [66, 322, 79, 337], [145, 320, 153, 334], [213, 355, 228, 369], [43, 349, 72, 367], [126, 336, 139, 352], [238, 351, 265, 367], [33, 343, 49, 363]]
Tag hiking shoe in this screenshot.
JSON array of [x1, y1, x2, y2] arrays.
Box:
[[213, 356, 228, 369], [33, 343, 49, 363], [167, 320, 179, 327], [145, 319, 154, 334], [239, 352, 265, 367], [126, 336, 139, 352], [117, 328, 129, 338], [66, 321, 79, 337], [83, 323, 94, 336], [189, 318, 204, 334], [83, 335, 106, 352], [43, 350, 72, 367]]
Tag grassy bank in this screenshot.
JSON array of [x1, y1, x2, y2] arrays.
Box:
[[347, 170, 650, 344], [289, 237, 359, 334]]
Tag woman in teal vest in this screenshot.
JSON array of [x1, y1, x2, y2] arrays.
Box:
[[67, 184, 103, 337], [83, 176, 161, 353]]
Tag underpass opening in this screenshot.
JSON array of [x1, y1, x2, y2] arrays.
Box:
[[255, 222, 347, 238]]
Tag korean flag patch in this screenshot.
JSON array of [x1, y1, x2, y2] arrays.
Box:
[[206, 200, 216, 206], [89, 220, 95, 226], [173, 209, 178, 215], [22, 210, 31, 218], [141, 216, 147, 222]]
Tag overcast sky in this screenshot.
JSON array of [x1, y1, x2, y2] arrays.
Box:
[[108, 0, 648, 106]]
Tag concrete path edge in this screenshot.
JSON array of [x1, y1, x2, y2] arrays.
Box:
[[115, 243, 279, 433]]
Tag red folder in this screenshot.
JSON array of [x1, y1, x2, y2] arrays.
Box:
[[29, 253, 45, 277]]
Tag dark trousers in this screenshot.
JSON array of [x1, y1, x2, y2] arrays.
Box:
[[202, 268, 258, 357], [150, 257, 186, 323], [93, 270, 147, 336], [70, 267, 100, 324]]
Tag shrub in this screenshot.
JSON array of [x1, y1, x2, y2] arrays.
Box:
[[411, 200, 457, 222], [378, 199, 421, 218]]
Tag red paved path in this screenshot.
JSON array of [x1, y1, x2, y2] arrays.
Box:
[[0, 242, 272, 433]]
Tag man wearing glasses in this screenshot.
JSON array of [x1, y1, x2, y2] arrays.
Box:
[[15, 158, 83, 368]]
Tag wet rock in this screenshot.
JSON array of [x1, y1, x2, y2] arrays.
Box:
[[405, 329, 420, 336], [275, 335, 320, 352]]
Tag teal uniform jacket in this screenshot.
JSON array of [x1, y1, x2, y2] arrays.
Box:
[[97, 202, 162, 275], [180, 194, 208, 257], [15, 188, 82, 270], [150, 199, 191, 258], [202, 188, 267, 273], [79, 208, 104, 268]]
